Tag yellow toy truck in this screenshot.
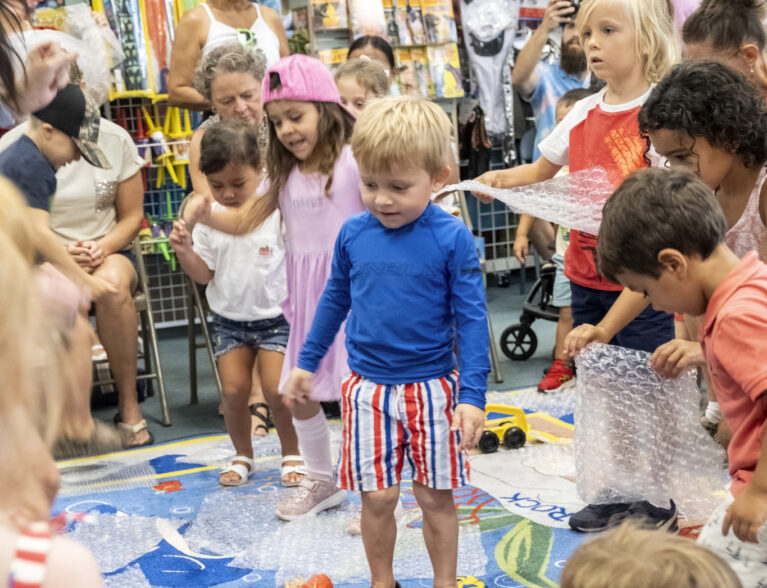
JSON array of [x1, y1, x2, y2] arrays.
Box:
[[479, 404, 529, 453]]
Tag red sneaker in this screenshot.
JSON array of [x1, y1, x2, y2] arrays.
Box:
[[537, 359, 575, 393]]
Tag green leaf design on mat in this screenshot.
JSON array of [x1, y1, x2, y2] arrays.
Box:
[[495, 519, 557, 588]]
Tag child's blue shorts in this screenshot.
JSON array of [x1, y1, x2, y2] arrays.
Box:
[[211, 313, 290, 357]]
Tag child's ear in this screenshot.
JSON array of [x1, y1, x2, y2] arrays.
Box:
[[738, 43, 761, 71], [430, 165, 451, 191], [40, 122, 55, 138], [657, 248, 687, 278]]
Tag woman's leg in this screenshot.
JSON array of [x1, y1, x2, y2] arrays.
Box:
[[257, 349, 302, 484], [218, 346, 256, 484], [92, 254, 149, 444]]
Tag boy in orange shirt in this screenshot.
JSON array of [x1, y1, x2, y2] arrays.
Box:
[[596, 167, 767, 586]]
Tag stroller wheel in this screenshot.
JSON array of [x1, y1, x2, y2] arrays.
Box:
[[500, 324, 538, 360]]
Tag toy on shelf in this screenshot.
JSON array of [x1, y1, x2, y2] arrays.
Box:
[[138, 216, 177, 269], [141, 105, 180, 186], [479, 404, 528, 453]]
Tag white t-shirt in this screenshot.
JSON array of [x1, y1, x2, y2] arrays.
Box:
[[0, 118, 144, 244], [192, 202, 287, 322]]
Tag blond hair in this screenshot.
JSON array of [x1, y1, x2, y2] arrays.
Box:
[[576, 0, 680, 83], [560, 521, 742, 588], [334, 58, 390, 98], [351, 95, 451, 176]]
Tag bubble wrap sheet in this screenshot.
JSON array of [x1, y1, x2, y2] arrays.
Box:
[[574, 344, 727, 518], [445, 167, 614, 235]]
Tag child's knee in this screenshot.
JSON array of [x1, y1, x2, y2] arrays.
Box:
[[221, 384, 250, 404], [362, 487, 400, 516], [412, 483, 455, 512]]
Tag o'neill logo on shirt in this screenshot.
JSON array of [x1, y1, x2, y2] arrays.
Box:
[[259, 246, 271, 256]]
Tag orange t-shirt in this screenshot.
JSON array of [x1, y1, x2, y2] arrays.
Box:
[[700, 252, 767, 496], [539, 87, 652, 291]]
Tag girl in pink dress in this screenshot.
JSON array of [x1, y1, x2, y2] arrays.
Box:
[[184, 54, 364, 519]]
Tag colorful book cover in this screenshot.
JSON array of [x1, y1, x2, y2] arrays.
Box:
[[410, 46, 432, 96], [393, 0, 412, 45], [394, 48, 415, 95], [405, 0, 427, 45], [383, 0, 399, 45], [426, 42, 463, 98], [112, 0, 148, 91], [317, 47, 349, 73], [311, 0, 349, 30], [421, 0, 457, 43], [349, 0, 387, 38]]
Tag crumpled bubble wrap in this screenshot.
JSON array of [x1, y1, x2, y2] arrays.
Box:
[[574, 343, 727, 519], [445, 167, 614, 235]]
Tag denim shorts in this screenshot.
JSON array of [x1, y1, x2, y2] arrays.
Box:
[[570, 282, 674, 353], [212, 313, 290, 357]]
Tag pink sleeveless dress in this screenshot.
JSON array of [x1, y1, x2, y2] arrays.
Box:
[[278, 145, 364, 401], [724, 165, 767, 258]]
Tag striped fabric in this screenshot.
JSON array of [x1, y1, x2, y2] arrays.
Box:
[[338, 371, 468, 491], [9, 522, 51, 588]]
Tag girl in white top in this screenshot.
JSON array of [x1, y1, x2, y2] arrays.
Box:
[[170, 120, 304, 487], [168, 0, 288, 110]]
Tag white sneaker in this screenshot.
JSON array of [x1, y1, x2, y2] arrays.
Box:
[[276, 477, 346, 521]]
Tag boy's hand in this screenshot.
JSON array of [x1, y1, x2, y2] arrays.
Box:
[[85, 274, 117, 301], [181, 192, 213, 226], [472, 170, 503, 203], [282, 367, 313, 407], [564, 324, 609, 358], [453, 403, 486, 451], [169, 220, 193, 253], [723, 483, 767, 543], [651, 339, 706, 379]]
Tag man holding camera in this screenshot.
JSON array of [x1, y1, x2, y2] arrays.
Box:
[[511, 0, 589, 161]]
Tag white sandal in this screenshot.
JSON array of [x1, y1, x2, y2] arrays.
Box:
[[220, 455, 256, 486], [281, 455, 307, 487]]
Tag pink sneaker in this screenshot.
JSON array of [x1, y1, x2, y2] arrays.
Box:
[[537, 359, 575, 393], [276, 477, 346, 521]]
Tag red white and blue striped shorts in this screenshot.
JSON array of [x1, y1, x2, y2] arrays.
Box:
[[338, 370, 469, 492]]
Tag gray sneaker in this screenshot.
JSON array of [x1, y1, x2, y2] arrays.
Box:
[[276, 477, 346, 521]]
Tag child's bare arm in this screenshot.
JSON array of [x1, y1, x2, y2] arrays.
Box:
[[169, 220, 214, 284], [564, 289, 650, 357], [723, 421, 767, 542], [472, 156, 561, 203], [513, 214, 536, 263], [28, 209, 117, 300], [182, 193, 264, 235]]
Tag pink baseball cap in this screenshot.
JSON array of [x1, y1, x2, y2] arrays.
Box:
[[262, 54, 342, 106]]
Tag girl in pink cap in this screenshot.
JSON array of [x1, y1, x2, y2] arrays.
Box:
[[183, 54, 363, 519]]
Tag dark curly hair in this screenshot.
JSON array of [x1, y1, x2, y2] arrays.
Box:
[[638, 60, 767, 169]]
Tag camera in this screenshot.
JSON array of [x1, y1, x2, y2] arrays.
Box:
[[568, 0, 582, 18]]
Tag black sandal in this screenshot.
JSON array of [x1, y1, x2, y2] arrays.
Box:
[[249, 402, 271, 435]]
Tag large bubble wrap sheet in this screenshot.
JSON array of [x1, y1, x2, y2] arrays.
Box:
[[444, 167, 613, 235], [574, 343, 727, 518]]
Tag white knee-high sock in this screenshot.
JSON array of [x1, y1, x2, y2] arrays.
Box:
[[293, 410, 334, 482]]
